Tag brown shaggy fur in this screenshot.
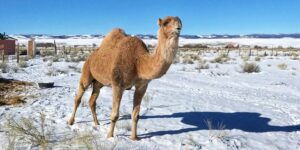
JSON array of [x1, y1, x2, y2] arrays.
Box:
[[68, 16, 182, 140]]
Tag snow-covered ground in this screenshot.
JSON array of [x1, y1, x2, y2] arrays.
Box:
[[13, 36, 300, 48], [0, 50, 300, 149]]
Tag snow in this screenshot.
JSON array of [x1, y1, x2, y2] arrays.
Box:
[[178, 38, 300, 48], [0, 48, 300, 149], [11, 35, 300, 48]]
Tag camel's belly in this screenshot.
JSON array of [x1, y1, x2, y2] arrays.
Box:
[[91, 70, 138, 89]]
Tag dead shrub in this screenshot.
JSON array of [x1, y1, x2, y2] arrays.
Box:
[[277, 63, 288, 70], [181, 44, 208, 49], [0, 62, 9, 73], [211, 54, 230, 64], [241, 62, 260, 73], [0, 96, 25, 106], [195, 59, 209, 72], [18, 60, 28, 68], [290, 53, 299, 60], [182, 56, 194, 64], [52, 55, 60, 62], [205, 119, 227, 141], [4, 113, 53, 150], [41, 50, 55, 57], [255, 56, 261, 61]]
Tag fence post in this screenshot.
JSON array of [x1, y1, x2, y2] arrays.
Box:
[[62, 45, 66, 55], [2, 50, 5, 63], [249, 48, 252, 56], [54, 40, 57, 55], [271, 47, 274, 56], [27, 39, 36, 58], [16, 43, 20, 63]]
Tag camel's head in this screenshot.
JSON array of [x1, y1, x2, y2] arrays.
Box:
[[157, 16, 182, 38]]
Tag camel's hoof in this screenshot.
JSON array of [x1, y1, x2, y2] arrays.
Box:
[[68, 119, 74, 125], [107, 134, 113, 138], [94, 121, 100, 126], [130, 136, 140, 141]]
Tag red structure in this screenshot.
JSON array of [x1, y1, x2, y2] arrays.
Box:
[[0, 40, 16, 55]]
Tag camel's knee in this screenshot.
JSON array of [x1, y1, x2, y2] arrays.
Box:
[[111, 113, 119, 122], [132, 114, 139, 122]]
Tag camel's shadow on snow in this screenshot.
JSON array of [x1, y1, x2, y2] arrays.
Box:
[[138, 112, 300, 138]]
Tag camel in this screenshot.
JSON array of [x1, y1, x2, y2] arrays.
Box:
[[68, 16, 182, 140]]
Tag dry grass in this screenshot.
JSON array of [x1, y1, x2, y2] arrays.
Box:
[[181, 44, 208, 49], [21, 56, 29, 61], [18, 60, 28, 68], [68, 65, 82, 73], [72, 131, 96, 150], [52, 55, 60, 62], [40, 50, 55, 57], [255, 56, 261, 61], [46, 68, 68, 76], [181, 53, 202, 64], [4, 131, 18, 150], [277, 63, 288, 70], [205, 119, 227, 141], [0, 62, 9, 73], [182, 56, 194, 64], [241, 62, 260, 73], [290, 53, 299, 60], [210, 54, 230, 64], [0, 78, 33, 106], [195, 59, 209, 72], [4, 113, 52, 150], [65, 130, 118, 150], [0, 96, 25, 106], [4, 114, 117, 150], [182, 57, 194, 64]]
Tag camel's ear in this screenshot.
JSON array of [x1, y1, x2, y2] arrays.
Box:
[[157, 18, 162, 26]]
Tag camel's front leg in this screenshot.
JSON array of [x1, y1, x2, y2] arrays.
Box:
[[131, 84, 148, 140], [68, 83, 87, 125], [107, 85, 124, 138]]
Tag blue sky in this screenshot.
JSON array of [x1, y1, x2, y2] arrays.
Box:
[[0, 0, 299, 35]]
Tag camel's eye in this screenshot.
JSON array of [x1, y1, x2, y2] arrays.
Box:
[[163, 20, 170, 26]]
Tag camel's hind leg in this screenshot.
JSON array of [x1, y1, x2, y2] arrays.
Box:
[[68, 60, 93, 125], [107, 85, 124, 138], [89, 81, 103, 125], [131, 83, 148, 140]]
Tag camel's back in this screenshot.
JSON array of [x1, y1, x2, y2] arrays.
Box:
[[99, 28, 127, 50], [88, 29, 148, 86]]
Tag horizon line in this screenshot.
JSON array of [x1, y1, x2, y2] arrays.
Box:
[[7, 33, 300, 36]]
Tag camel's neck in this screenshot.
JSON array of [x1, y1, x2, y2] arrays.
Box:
[[137, 33, 179, 80]]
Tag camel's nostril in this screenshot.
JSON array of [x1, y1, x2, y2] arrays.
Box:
[[177, 28, 181, 31]]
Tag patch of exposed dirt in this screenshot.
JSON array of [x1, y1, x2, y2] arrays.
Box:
[[0, 78, 34, 106]]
